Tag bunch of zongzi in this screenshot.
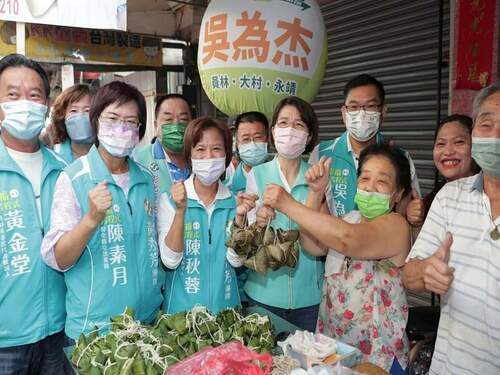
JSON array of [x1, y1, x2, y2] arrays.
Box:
[[226, 223, 300, 274]]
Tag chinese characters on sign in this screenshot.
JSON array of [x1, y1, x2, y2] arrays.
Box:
[[183, 222, 202, 295], [455, 0, 495, 89], [211, 74, 298, 96], [101, 208, 128, 287], [202, 12, 313, 71], [0, 190, 32, 278], [202, 11, 313, 94], [0, 22, 162, 67], [198, 0, 326, 117], [147, 221, 159, 287]]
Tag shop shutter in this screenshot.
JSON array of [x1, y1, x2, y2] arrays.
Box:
[[314, 0, 450, 195]]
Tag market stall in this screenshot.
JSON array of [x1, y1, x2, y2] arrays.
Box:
[[67, 305, 372, 375]]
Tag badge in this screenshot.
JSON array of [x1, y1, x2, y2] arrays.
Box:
[[149, 162, 159, 172]]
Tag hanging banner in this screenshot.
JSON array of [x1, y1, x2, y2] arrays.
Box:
[[455, 0, 495, 90], [0, 0, 126, 31], [0, 22, 162, 67], [198, 0, 327, 118]]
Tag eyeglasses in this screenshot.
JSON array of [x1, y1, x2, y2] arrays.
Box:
[[238, 135, 267, 144], [100, 114, 140, 128], [343, 104, 382, 115], [275, 120, 307, 131]]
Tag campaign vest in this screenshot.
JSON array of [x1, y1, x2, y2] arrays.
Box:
[[228, 162, 247, 194], [244, 157, 324, 309], [53, 139, 75, 165], [164, 193, 240, 314], [0, 139, 66, 347], [318, 132, 384, 216], [63, 146, 163, 339], [134, 141, 178, 215]]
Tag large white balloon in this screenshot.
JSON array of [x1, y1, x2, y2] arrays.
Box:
[[198, 0, 327, 118]]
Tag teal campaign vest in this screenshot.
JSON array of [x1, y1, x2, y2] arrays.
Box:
[[164, 191, 240, 314], [0, 139, 66, 347], [244, 157, 324, 309], [63, 146, 163, 339], [228, 162, 247, 194], [133, 141, 174, 213], [318, 131, 384, 216], [53, 139, 75, 165]]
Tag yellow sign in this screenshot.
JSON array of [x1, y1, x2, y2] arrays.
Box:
[[0, 22, 162, 67]]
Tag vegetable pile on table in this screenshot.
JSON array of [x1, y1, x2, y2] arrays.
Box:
[[226, 223, 300, 274], [71, 306, 274, 374]]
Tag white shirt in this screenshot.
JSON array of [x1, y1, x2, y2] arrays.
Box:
[[40, 171, 130, 272], [407, 173, 500, 375], [157, 174, 242, 269], [6, 147, 43, 221]]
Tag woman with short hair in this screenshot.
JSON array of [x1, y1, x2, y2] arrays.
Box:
[[245, 96, 324, 332], [48, 84, 94, 163], [41, 81, 163, 340], [158, 117, 257, 314]]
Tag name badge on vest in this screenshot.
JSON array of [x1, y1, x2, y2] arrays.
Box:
[[149, 161, 159, 172]]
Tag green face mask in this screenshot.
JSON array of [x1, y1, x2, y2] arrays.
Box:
[[160, 122, 187, 153], [354, 188, 392, 220], [472, 137, 500, 178]]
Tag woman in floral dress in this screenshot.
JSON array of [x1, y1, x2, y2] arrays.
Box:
[[262, 143, 412, 374]]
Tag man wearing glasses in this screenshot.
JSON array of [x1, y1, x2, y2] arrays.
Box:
[[309, 74, 420, 217]]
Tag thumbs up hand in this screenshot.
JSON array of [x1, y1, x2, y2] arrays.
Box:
[[422, 232, 454, 295], [305, 156, 333, 194], [406, 189, 425, 227]]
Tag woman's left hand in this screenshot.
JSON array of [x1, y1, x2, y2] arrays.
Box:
[[263, 184, 292, 211], [236, 192, 259, 217]]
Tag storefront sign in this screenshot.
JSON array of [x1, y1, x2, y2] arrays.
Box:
[[0, 22, 162, 67], [198, 0, 327, 117], [455, 0, 495, 89], [0, 0, 126, 30]]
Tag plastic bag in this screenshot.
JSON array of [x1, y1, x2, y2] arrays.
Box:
[[167, 341, 273, 375]]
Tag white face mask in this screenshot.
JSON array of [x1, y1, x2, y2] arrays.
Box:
[[97, 120, 139, 158], [273, 126, 308, 159], [0, 100, 47, 140], [191, 157, 226, 186], [345, 110, 381, 142]]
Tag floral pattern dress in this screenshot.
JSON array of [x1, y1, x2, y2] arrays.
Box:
[[317, 211, 409, 372]]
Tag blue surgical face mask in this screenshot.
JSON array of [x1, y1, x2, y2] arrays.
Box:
[[0, 100, 47, 140], [65, 112, 95, 144], [472, 137, 500, 178], [238, 141, 268, 167]]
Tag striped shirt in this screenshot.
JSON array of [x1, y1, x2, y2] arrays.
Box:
[[407, 173, 500, 375]]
